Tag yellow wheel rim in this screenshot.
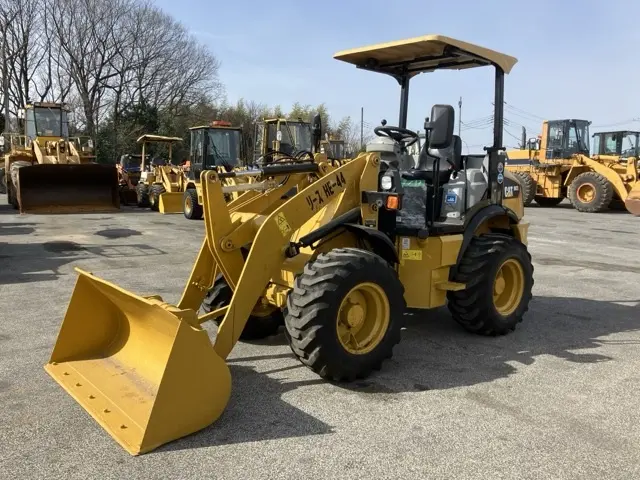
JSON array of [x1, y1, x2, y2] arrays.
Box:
[[493, 258, 525, 316], [577, 183, 596, 203], [336, 282, 390, 355], [185, 196, 192, 213]]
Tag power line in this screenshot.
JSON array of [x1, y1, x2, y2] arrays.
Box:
[[504, 127, 523, 145], [503, 101, 545, 121]]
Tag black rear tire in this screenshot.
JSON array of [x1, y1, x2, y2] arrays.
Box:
[[448, 233, 533, 336], [183, 188, 203, 220], [534, 195, 564, 207], [284, 248, 405, 382], [149, 184, 165, 211], [568, 171, 613, 212], [136, 183, 150, 207], [202, 275, 283, 340], [513, 172, 536, 206]]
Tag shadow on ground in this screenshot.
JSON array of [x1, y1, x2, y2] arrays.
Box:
[[0, 222, 37, 236], [526, 202, 631, 215], [156, 362, 331, 454], [0, 239, 165, 285], [151, 295, 638, 452]]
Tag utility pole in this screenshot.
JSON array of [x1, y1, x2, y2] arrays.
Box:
[[360, 107, 364, 150], [458, 96, 462, 136]]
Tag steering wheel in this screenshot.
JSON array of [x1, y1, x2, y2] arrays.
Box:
[[374, 125, 420, 147]]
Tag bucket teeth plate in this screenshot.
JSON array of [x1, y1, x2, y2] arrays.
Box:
[[45, 269, 231, 455]]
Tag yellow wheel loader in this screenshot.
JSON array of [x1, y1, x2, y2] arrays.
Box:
[[2, 102, 119, 214], [505, 120, 640, 214], [116, 154, 147, 205], [590, 130, 640, 214], [253, 117, 317, 164], [133, 134, 185, 212], [320, 136, 351, 162], [181, 121, 247, 220], [44, 34, 533, 456]]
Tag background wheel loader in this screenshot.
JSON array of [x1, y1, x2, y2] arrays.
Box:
[[181, 121, 247, 220], [2, 102, 119, 214], [133, 134, 185, 212], [590, 130, 640, 213], [319, 136, 351, 161], [253, 117, 316, 165], [505, 120, 640, 215], [116, 154, 147, 205], [44, 34, 533, 456]]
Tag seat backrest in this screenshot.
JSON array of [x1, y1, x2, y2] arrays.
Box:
[[416, 143, 437, 171]]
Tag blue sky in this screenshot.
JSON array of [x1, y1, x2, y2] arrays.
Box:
[[154, 0, 639, 152]]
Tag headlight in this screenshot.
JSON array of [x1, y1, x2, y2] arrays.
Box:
[[380, 175, 393, 191]]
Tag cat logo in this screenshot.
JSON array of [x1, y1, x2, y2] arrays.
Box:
[[504, 184, 520, 198]]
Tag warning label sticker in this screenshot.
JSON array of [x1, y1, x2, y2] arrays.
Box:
[[401, 250, 422, 261], [275, 212, 292, 236], [401, 237, 410, 250]]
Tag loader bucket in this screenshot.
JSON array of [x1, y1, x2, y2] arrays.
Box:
[[17, 164, 120, 214], [625, 183, 640, 216], [158, 192, 183, 214], [44, 269, 232, 455]]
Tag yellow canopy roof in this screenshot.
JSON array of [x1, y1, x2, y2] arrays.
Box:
[[136, 134, 183, 144], [333, 34, 517, 77]]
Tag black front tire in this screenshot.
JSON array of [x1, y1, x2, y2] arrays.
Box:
[[448, 233, 534, 336], [183, 188, 203, 220], [285, 248, 405, 382], [513, 172, 536, 206], [8, 161, 31, 210], [568, 171, 613, 213], [149, 184, 165, 211], [202, 275, 283, 340], [136, 183, 150, 207]]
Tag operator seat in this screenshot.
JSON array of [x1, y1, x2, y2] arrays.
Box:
[[402, 135, 462, 184]]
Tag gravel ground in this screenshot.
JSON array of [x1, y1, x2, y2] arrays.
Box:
[[0, 198, 639, 480]]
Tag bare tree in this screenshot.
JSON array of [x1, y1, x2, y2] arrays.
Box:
[[0, 0, 21, 130], [333, 116, 372, 154], [47, 0, 137, 140]]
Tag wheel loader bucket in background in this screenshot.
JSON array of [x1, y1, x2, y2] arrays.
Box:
[[16, 164, 120, 214], [158, 192, 183, 213], [44, 268, 231, 455], [625, 181, 640, 215]]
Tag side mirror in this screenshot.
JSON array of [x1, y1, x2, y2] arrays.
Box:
[[424, 104, 454, 149]]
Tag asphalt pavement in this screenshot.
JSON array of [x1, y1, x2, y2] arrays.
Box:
[[0, 198, 639, 480]]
